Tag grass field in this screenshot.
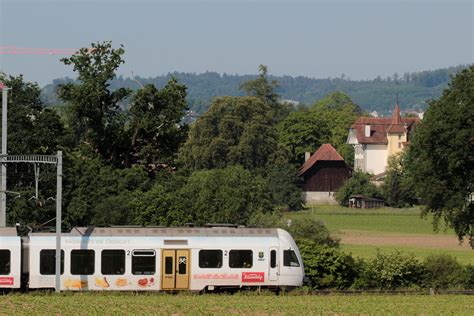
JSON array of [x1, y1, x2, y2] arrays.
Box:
[[285, 205, 473, 264], [0, 292, 473, 315]]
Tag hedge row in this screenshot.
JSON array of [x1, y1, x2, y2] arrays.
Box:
[[298, 239, 474, 290]]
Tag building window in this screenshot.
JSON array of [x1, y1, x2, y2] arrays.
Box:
[[101, 250, 125, 275], [229, 250, 252, 268], [40, 249, 64, 275], [398, 143, 402, 148], [71, 250, 95, 275], [283, 250, 300, 267], [199, 250, 222, 268], [0, 250, 10, 275], [132, 250, 155, 275]]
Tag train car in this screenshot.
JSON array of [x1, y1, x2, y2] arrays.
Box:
[[0, 227, 22, 289], [27, 226, 304, 291]]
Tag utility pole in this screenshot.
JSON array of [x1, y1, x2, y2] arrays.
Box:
[[0, 82, 9, 227]]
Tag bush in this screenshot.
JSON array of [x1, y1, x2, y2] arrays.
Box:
[[465, 265, 474, 290], [354, 250, 425, 290], [297, 239, 356, 289], [423, 254, 466, 289], [335, 171, 382, 206], [286, 216, 339, 247]]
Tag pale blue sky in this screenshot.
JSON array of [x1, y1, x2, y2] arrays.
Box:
[[0, 0, 472, 86]]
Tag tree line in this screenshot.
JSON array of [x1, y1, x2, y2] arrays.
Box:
[[40, 64, 470, 116]]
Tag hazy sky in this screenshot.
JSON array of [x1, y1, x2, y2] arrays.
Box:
[[1, 0, 473, 86]]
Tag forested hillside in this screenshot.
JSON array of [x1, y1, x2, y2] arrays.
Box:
[[41, 64, 469, 114]]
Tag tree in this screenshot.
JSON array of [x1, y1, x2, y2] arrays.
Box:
[[0, 74, 65, 227], [178, 166, 274, 225], [406, 66, 474, 246], [335, 171, 382, 206], [277, 109, 330, 165], [309, 92, 362, 165], [382, 153, 417, 207], [179, 96, 277, 170], [128, 79, 188, 169], [57, 41, 131, 164], [239, 65, 279, 107], [240, 65, 293, 122]]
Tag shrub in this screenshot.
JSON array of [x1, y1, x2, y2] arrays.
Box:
[[297, 239, 356, 289], [286, 216, 339, 247], [423, 254, 466, 289], [355, 250, 425, 290], [465, 265, 474, 289]]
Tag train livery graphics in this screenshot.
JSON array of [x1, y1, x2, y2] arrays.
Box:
[[0, 226, 304, 291]]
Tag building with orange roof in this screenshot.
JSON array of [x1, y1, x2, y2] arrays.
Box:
[[347, 103, 420, 176]]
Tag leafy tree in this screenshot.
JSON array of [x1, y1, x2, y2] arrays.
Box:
[[63, 152, 149, 227], [309, 92, 361, 165], [179, 166, 274, 226], [277, 109, 330, 165], [239, 65, 279, 107], [263, 161, 303, 211], [179, 96, 277, 170], [240, 65, 293, 122], [0, 74, 65, 227], [382, 153, 417, 207], [0, 74, 65, 155], [335, 171, 382, 206], [128, 79, 188, 168], [57, 41, 131, 164], [406, 66, 474, 246]]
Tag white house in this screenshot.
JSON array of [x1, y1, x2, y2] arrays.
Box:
[[347, 104, 420, 176]]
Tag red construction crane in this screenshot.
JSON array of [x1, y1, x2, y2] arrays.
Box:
[[0, 46, 91, 55]]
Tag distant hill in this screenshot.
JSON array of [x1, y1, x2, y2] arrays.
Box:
[[41, 64, 469, 115]]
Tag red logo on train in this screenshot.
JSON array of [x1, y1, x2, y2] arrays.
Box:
[[0, 277, 14, 285], [242, 272, 264, 283]]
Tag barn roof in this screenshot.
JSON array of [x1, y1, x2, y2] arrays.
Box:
[[299, 144, 345, 176]]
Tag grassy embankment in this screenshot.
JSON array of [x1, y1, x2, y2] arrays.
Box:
[[0, 292, 473, 315], [284, 205, 473, 265]]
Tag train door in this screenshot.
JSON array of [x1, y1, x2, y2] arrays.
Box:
[[161, 249, 190, 290], [269, 247, 279, 281]]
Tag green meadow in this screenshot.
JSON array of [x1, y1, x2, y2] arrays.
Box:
[[0, 292, 473, 315], [285, 205, 473, 264]]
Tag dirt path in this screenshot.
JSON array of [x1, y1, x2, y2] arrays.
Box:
[[336, 230, 472, 250]]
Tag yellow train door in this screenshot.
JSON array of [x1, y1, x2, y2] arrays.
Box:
[[161, 249, 190, 290]]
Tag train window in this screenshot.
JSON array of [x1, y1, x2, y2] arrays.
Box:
[[40, 250, 64, 275], [270, 250, 276, 268], [229, 250, 252, 268], [101, 250, 125, 275], [0, 250, 10, 275], [199, 250, 222, 268], [283, 250, 300, 267], [178, 256, 187, 274], [132, 250, 155, 275], [71, 250, 95, 275], [165, 257, 173, 274]]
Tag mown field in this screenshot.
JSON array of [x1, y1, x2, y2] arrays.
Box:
[[0, 292, 473, 315], [285, 205, 473, 265]]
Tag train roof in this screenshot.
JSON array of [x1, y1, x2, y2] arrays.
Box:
[[0, 227, 18, 236], [29, 226, 280, 238]]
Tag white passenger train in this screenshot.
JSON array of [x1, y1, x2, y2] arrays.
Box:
[[0, 226, 304, 291]]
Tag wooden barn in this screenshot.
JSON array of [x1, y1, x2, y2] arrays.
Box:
[[299, 144, 352, 204]]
